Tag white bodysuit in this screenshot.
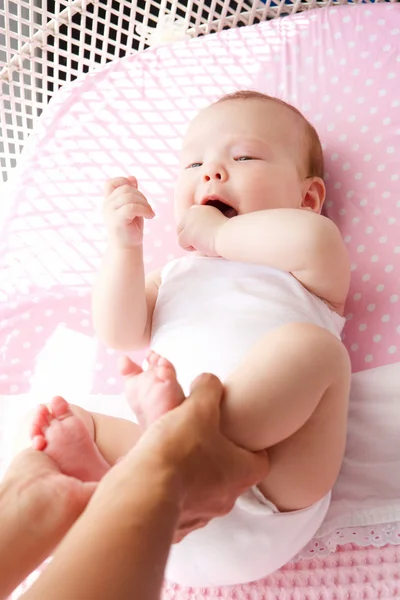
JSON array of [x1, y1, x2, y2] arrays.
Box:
[[150, 255, 346, 586]]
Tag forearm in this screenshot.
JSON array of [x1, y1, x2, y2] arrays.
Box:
[[0, 481, 63, 600], [22, 465, 181, 600], [92, 244, 147, 350], [215, 209, 325, 272]]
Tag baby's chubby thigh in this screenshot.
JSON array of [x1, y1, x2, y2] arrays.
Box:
[[224, 321, 351, 512]]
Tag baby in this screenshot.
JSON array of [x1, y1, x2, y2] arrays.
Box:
[[28, 90, 351, 585]]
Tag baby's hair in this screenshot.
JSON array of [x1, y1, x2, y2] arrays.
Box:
[[215, 90, 324, 180]]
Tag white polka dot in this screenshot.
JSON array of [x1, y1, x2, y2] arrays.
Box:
[[10, 384, 19, 393], [371, 255, 379, 263], [344, 235, 351, 243], [45, 309, 54, 317], [347, 191, 355, 199], [351, 143, 360, 152], [368, 182, 376, 189], [35, 325, 43, 333], [385, 265, 394, 273], [23, 342, 31, 349], [339, 134, 347, 142], [354, 172, 362, 180], [353, 292, 362, 301], [326, 200, 334, 208], [389, 216, 396, 224], [394, 247, 400, 254], [352, 217, 360, 224], [348, 115, 356, 122], [377, 165, 386, 172], [377, 19, 385, 26], [339, 208, 346, 216], [323, 94, 330, 102], [376, 284, 385, 292], [351, 344, 359, 352], [388, 346, 397, 355], [365, 355, 373, 363], [390, 295, 399, 303], [383, 45, 391, 52], [362, 274, 371, 282], [23, 370, 31, 378], [370, 107, 378, 115], [382, 192, 391, 199], [327, 123, 335, 132], [81, 319, 90, 327], [373, 335, 382, 343], [346, 313, 353, 321], [107, 378, 116, 385], [365, 227, 373, 234], [369, 35, 378, 42], [334, 182, 342, 189], [360, 125, 368, 133], [367, 304, 375, 312], [350, 263, 357, 272], [397, 326, 400, 335], [374, 136, 382, 143], [21, 312, 31, 320], [364, 154, 372, 162], [374, 62, 382, 69], [365, 79, 373, 86], [379, 236, 388, 244], [69, 306, 77, 313], [383, 117, 391, 125], [382, 315, 390, 323], [391, 29, 400, 35], [392, 174, 399, 181], [387, 146, 395, 154], [373, 207, 381, 215], [359, 323, 367, 331], [331, 153, 339, 161], [357, 245, 365, 253], [360, 199, 367, 207], [379, 90, 387, 97]]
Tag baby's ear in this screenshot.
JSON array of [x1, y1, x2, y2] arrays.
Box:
[[301, 177, 326, 214]]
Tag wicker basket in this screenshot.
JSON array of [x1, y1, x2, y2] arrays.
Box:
[[0, 0, 397, 184]]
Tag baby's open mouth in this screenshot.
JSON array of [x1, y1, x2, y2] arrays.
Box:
[[205, 199, 238, 219]]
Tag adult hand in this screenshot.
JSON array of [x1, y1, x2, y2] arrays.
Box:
[[125, 372, 270, 542], [0, 449, 96, 600]]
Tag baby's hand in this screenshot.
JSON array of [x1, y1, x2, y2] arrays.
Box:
[[103, 176, 155, 248], [177, 205, 228, 257]]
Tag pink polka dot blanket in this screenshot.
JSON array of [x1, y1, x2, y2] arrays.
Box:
[[3, 3, 400, 598]]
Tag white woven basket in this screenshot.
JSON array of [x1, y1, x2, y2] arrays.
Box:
[[0, 0, 397, 183]]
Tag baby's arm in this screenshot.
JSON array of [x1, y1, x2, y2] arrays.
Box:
[[215, 209, 350, 310], [92, 177, 160, 351]]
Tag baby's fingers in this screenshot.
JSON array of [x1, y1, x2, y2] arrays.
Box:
[[104, 176, 138, 197], [118, 203, 155, 221]]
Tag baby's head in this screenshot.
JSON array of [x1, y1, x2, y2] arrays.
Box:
[[175, 90, 325, 221]]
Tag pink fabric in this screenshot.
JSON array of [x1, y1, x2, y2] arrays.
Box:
[[11, 544, 400, 599], [1, 3, 400, 397], [3, 3, 400, 598]]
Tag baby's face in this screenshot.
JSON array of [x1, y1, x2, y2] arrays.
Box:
[[174, 99, 310, 221]]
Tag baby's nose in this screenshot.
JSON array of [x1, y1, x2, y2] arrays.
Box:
[[203, 165, 227, 182]]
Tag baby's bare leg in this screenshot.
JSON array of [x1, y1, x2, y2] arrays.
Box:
[[221, 322, 351, 511], [16, 402, 141, 481]]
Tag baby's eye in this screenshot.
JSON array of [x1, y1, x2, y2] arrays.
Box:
[[186, 162, 203, 169], [235, 156, 255, 162]]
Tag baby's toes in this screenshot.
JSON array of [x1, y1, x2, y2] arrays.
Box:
[[154, 357, 177, 383], [49, 396, 72, 420], [30, 404, 52, 440]]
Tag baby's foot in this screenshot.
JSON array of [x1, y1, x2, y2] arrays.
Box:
[[121, 352, 185, 428], [31, 396, 110, 482]]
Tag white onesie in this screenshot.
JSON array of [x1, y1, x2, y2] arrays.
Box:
[[150, 255, 346, 586]]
